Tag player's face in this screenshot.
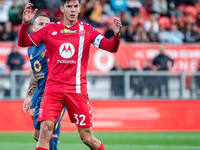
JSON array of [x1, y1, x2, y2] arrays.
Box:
[[60, 0, 81, 25], [33, 16, 50, 32]]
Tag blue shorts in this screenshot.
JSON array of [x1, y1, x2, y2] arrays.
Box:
[[33, 95, 42, 129]]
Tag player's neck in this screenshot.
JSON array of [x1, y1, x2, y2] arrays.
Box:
[[63, 19, 78, 26]]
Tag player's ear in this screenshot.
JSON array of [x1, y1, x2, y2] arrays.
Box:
[[78, 6, 81, 13], [32, 25, 36, 32], [60, 6, 64, 13]]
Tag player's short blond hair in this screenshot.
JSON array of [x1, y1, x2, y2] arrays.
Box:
[[32, 14, 50, 26]]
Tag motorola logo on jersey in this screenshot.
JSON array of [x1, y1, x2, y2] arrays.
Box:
[[57, 60, 76, 64], [59, 43, 75, 59]]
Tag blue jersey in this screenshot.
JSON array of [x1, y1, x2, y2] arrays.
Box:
[[28, 43, 48, 98]]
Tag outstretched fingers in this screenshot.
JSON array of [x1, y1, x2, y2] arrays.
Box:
[[22, 3, 38, 24], [23, 3, 33, 13], [114, 17, 122, 29], [32, 8, 38, 16], [23, 3, 38, 14], [24, 3, 34, 9]]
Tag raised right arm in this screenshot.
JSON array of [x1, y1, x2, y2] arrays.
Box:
[[18, 3, 38, 47], [18, 23, 34, 47]]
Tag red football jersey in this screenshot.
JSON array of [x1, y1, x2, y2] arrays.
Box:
[[29, 20, 106, 93]]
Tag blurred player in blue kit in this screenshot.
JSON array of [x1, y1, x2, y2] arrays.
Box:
[[23, 14, 65, 150]]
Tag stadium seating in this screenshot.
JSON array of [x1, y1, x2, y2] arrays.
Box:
[[158, 16, 171, 29]]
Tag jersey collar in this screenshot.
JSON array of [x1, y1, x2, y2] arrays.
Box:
[[61, 20, 80, 30]]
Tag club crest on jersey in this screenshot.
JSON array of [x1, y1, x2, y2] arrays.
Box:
[[39, 109, 43, 118], [78, 30, 85, 37], [40, 51, 45, 58], [59, 43, 75, 59], [61, 28, 77, 33], [34, 61, 42, 72]]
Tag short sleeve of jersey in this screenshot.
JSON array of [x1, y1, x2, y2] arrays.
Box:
[[89, 25, 105, 48], [29, 26, 48, 46]]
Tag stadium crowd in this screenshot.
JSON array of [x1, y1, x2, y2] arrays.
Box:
[[1, 0, 200, 43]]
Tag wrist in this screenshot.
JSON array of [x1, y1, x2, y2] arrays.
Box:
[[114, 33, 121, 40], [25, 95, 31, 100], [22, 21, 30, 25], [115, 33, 120, 37]]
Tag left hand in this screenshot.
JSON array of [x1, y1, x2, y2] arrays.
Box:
[[113, 17, 122, 37], [23, 97, 31, 113]]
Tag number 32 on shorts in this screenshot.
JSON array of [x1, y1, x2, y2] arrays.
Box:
[[74, 114, 86, 126]]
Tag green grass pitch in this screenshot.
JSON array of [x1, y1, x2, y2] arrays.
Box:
[[0, 132, 200, 150]]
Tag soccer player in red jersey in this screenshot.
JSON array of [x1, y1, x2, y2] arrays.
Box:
[[18, 0, 122, 150]]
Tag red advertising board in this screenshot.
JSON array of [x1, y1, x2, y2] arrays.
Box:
[[0, 43, 200, 72], [0, 100, 200, 132], [88, 44, 200, 72]]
